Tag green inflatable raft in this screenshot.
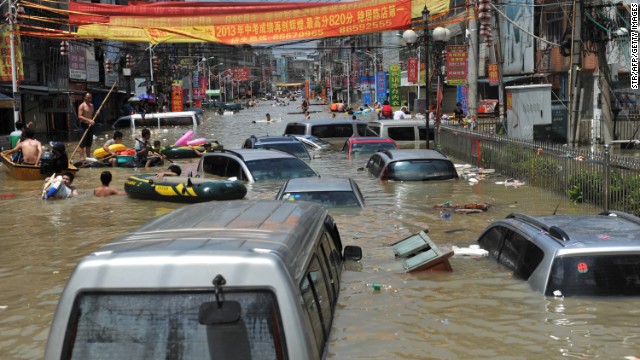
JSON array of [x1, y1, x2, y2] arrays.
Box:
[[124, 173, 246, 203], [160, 141, 220, 159]]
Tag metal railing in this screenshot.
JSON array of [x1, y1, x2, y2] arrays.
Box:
[[438, 125, 640, 215]]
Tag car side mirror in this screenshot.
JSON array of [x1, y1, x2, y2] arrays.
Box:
[[343, 245, 362, 261]]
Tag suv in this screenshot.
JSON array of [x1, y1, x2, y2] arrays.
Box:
[[197, 148, 319, 182], [342, 137, 399, 157], [477, 211, 640, 297], [45, 200, 363, 360], [242, 135, 312, 160], [366, 149, 458, 181]]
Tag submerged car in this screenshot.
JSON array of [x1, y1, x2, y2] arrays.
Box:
[[276, 177, 365, 208], [293, 135, 333, 151], [477, 211, 640, 297], [342, 136, 399, 157], [365, 149, 458, 181], [242, 135, 312, 160], [197, 148, 319, 182], [44, 200, 363, 360]]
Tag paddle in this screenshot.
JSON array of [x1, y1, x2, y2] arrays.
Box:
[[135, 138, 174, 164], [70, 81, 118, 161]]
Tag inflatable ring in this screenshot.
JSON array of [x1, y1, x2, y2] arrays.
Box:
[[93, 144, 126, 159]]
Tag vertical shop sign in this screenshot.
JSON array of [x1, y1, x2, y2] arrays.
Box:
[[389, 64, 401, 107]]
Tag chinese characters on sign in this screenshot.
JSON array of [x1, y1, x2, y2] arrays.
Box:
[[389, 64, 401, 107], [407, 58, 418, 83], [69, 44, 87, 81], [376, 71, 386, 103], [0, 25, 24, 82], [171, 80, 184, 112], [229, 67, 250, 81], [488, 64, 499, 86], [446, 45, 467, 85]]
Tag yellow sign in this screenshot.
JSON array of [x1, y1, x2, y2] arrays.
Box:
[[0, 25, 24, 82]]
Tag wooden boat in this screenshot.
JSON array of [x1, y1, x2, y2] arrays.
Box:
[[124, 173, 247, 203], [1, 151, 78, 181]]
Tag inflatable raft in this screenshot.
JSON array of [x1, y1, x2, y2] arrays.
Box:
[[159, 141, 219, 159], [93, 144, 127, 159], [124, 174, 247, 203]]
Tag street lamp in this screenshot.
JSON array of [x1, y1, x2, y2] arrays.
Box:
[[431, 27, 451, 142], [208, 62, 223, 90]]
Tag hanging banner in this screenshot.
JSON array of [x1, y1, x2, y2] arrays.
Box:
[[446, 45, 466, 85], [376, 71, 386, 103], [389, 64, 401, 108], [230, 68, 250, 81], [488, 63, 499, 86], [171, 80, 184, 112], [456, 84, 468, 115], [69, 43, 87, 81], [0, 25, 24, 82], [72, 0, 414, 44], [407, 58, 418, 83]]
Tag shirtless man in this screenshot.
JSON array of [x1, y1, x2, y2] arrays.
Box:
[[3, 128, 42, 165], [77, 92, 100, 160], [93, 171, 125, 197]]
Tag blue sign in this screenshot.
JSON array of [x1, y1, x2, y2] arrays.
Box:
[[363, 93, 371, 106], [456, 85, 469, 115], [376, 71, 387, 103]]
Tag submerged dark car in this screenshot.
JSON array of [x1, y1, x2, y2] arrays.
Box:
[[365, 149, 458, 181], [477, 211, 640, 297]]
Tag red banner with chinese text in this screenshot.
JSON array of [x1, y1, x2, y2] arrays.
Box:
[[230, 68, 249, 81], [487, 64, 499, 86], [446, 45, 467, 85], [407, 58, 418, 83], [171, 80, 184, 112]]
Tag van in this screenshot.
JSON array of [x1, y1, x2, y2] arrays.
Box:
[[364, 119, 434, 146], [44, 200, 362, 360], [284, 119, 367, 144], [112, 110, 202, 130]]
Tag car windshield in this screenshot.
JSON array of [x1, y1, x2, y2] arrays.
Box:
[[280, 191, 362, 207], [547, 254, 640, 296], [387, 160, 457, 181], [350, 142, 397, 154], [247, 158, 318, 181], [63, 291, 286, 359], [256, 143, 311, 159], [306, 136, 331, 147]]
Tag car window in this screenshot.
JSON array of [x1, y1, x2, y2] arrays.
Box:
[[365, 125, 381, 137], [64, 291, 286, 359], [285, 124, 306, 135], [516, 240, 544, 280], [159, 116, 194, 126], [547, 254, 640, 296], [351, 142, 398, 155], [300, 256, 332, 355], [257, 143, 311, 160], [387, 159, 457, 181], [242, 139, 252, 148], [387, 126, 416, 141], [478, 226, 507, 258], [418, 126, 427, 140], [356, 123, 368, 136], [366, 155, 384, 177], [311, 124, 353, 138], [246, 158, 317, 181], [497, 230, 527, 274], [280, 191, 361, 207]]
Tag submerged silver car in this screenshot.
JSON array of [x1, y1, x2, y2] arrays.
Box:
[[45, 200, 362, 360], [477, 211, 640, 297], [276, 177, 365, 208]]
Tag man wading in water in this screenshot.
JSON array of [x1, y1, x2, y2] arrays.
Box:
[[77, 92, 100, 161]]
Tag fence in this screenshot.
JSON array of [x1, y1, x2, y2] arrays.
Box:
[[438, 125, 640, 215]]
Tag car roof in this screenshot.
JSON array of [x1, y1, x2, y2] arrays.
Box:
[[287, 119, 362, 126], [281, 177, 355, 192], [500, 212, 640, 251], [96, 200, 328, 278], [367, 119, 426, 126], [202, 148, 299, 161], [116, 111, 197, 120], [348, 137, 395, 143], [250, 135, 301, 144], [375, 149, 451, 161]]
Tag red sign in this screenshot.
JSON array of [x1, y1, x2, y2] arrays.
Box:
[[229, 67, 249, 81], [407, 58, 418, 83], [488, 64, 499, 86], [446, 45, 467, 85], [171, 80, 183, 112]]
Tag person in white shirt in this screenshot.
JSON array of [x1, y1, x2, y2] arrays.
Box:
[[393, 106, 408, 120]]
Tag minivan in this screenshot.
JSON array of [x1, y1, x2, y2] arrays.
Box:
[[112, 110, 202, 130], [45, 200, 362, 360], [364, 119, 434, 146], [284, 119, 367, 143]]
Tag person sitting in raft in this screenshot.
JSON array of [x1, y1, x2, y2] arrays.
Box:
[[93, 171, 125, 197], [102, 130, 124, 167], [4, 128, 42, 165], [156, 164, 182, 180], [134, 128, 164, 168]]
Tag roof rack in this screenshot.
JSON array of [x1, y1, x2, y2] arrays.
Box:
[[506, 213, 570, 242], [599, 210, 640, 225], [211, 148, 244, 161], [377, 149, 393, 158]]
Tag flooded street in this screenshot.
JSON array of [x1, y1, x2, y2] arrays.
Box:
[[1, 103, 639, 359]]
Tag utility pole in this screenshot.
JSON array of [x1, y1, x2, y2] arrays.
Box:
[[493, 2, 506, 127], [7, 1, 19, 127], [568, 0, 582, 146], [467, 0, 479, 118]]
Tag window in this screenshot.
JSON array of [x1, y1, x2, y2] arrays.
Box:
[[498, 231, 528, 273], [478, 226, 506, 258], [365, 125, 381, 136], [311, 124, 354, 138], [63, 291, 287, 360], [202, 156, 231, 177], [356, 123, 368, 135], [387, 160, 457, 181], [247, 158, 317, 181], [387, 126, 416, 141], [300, 256, 332, 355], [284, 124, 307, 135], [545, 9, 565, 44]]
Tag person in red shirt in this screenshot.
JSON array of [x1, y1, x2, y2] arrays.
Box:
[[381, 100, 393, 119]]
